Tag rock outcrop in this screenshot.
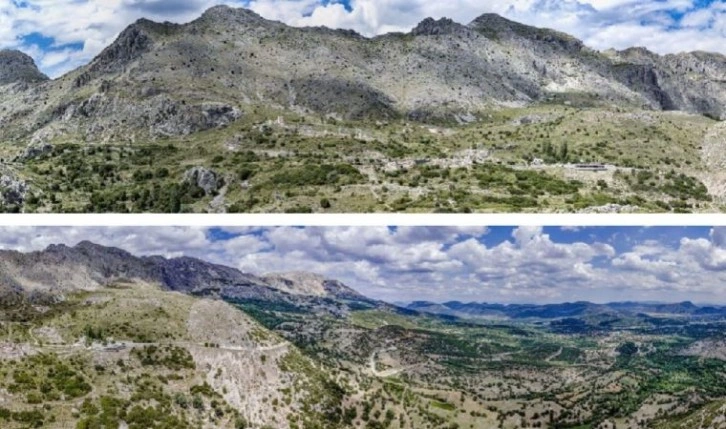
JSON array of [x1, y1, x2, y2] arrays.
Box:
[[411, 17, 463, 36], [19, 141, 53, 161]]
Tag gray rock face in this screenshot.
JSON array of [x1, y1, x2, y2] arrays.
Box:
[[608, 48, 726, 118], [611, 63, 675, 109], [145, 99, 241, 136], [75, 21, 156, 87], [95, 26, 150, 69], [183, 166, 221, 195], [58, 93, 242, 139], [273, 78, 397, 120], [0, 50, 48, 85], [199, 102, 243, 128]]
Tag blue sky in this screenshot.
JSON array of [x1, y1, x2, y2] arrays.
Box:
[[0, 226, 724, 304], [0, 0, 723, 78]]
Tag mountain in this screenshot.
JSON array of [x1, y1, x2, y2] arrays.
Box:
[[261, 271, 367, 300], [0, 6, 725, 214], [1, 6, 723, 143], [0, 241, 374, 315], [0, 248, 349, 428], [0, 241, 382, 427]]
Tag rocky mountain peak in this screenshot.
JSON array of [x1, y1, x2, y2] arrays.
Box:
[[198, 4, 265, 25], [0, 49, 48, 85], [43, 243, 71, 253], [42, 241, 133, 262], [411, 17, 463, 36], [469, 13, 584, 52], [73, 240, 135, 258], [75, 21, 154, 87], [468, 12, 519, 33]]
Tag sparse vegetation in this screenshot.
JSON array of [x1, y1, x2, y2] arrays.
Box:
[[3, 103, 720, 214]]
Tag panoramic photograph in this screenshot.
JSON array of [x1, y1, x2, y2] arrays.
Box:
[[0, 226, 725, 428], [0, 0, 724, 213], [1, 0, 725, 428]]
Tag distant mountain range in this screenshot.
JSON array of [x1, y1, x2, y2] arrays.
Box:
[[0, 5, 723, 146], [406, 300, 726, 319]]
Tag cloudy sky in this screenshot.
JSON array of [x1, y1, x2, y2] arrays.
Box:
[[0, 225, 724, 304], [1, 0, 723, 78]]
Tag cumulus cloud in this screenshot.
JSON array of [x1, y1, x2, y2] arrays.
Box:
[[0, 0, 723, 77], [0, 0, 239, 76], [0, 226, 724, 304]]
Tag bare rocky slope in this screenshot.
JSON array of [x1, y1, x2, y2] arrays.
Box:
[[0, 5, 723, 146]]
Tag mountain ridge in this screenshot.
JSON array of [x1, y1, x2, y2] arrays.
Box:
[[406, 299, 726, 319], [0, 6, 723, 135], [0, 241, 374, 310], [0, 49, 48, 85]]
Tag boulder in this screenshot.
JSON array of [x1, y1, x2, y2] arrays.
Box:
[[183, 167, 221, 195], [0, 174, 28, 206], [19, 142, 53, 161]]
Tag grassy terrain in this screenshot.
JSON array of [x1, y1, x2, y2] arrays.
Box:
[[3, 104, 721, 213], [0, 284, 242, 428], [235, 299, 726, 429], [0, 283, 346, 429]]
